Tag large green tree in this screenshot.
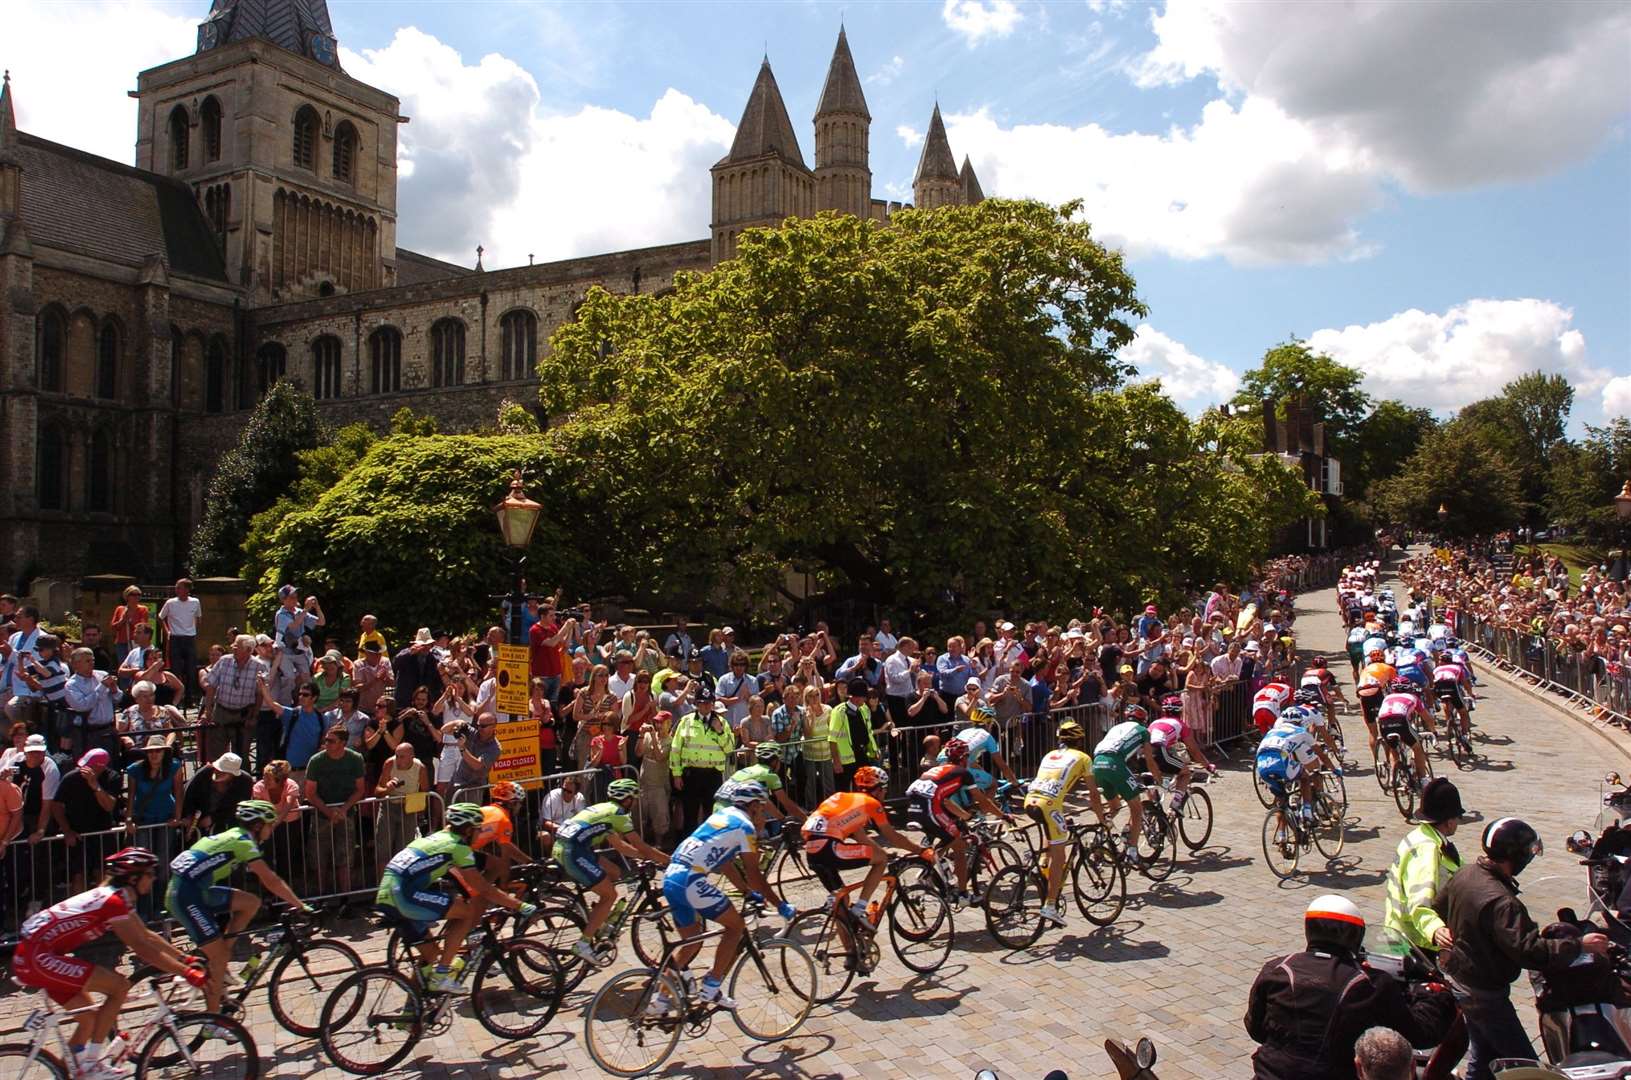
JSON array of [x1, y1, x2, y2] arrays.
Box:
[[1456, 371, 1574, 525], [1369, 420, 1524, 537], [1351, 399, 1437, 497], [1234, 341, 1373, 447], [1547, 418, 1631, 544]]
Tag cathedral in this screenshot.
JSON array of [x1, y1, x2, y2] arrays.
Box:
[[0, 0, 985, 590]]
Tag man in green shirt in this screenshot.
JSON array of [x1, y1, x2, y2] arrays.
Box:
[[304, 725, 366, 896], [714, 743, 805, 820]]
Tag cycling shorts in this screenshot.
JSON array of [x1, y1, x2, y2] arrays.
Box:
[[661, 868, 730, 930], [376, 875, 455, 942], [806, 837, 874, 893], [164, 878, 236, 946], [1091, 753, 1138, 802], [1152, 742, 1187, 778], [907, 793, 961, 845], [1022, 801, 1070, 846], [1360, 694, 1381, 725], [1434, 680, 1465, 709], [12, 944, 94, 1005], [1378, 714, 1417, 747], [1255, 751, 1299, 796], [553, 840, 608, 888]]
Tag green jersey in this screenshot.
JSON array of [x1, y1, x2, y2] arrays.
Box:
[[553, 801, 634, 849], [714, 764, 783, 807], [169, 826, 262, 884], [1094, 720, 1149, 763], [378, 830, 476, 893]]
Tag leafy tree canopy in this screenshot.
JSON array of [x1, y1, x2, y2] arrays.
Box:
[[1234, 340, 1373, 447], [1368, 420, 1524, 537], [1546, 418, 1631, 544]]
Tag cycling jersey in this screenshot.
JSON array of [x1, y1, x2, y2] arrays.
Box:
[[1377, 692, 1424, 724], [1253, 683, 1291, 734], [938, 726, 1000, 767], [1148, 716, 1188, 747], [169, 826, 262, 884], [13, 886, 136, 1004], [804, 791, 890, 844], [551, 801, 635, 888], [1256, 722, 1316, 793], [377, 830, 477, 936], [1395, 659, 1428, 689], [1363, 636, 1389, 657], [907, 763, 980, 838], [947, 765, 995, 812], [665, 806, 758, 928], [1024, 747, 1091, 845], [1432, 662, 1467, 687], [473, 805, 513, 851], [714, 763, 784, 808], [1092, 721, 1149, 802], [1357, 662, 1397, 699]]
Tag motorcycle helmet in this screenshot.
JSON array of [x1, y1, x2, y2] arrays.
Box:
[[1483, 817, 1543, 875], [1305, 894, 1366, 955]]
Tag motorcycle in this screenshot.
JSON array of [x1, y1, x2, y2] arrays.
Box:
[[1513, 908, 1631, 1079], [1565, 773, 1631, 938], [1103, 1037, 1158, 1079]]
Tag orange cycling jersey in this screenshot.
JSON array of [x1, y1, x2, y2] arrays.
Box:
[[473, 805, 514, 851], [1357, 662, 1396, 697], [803, 791, 889, 841]]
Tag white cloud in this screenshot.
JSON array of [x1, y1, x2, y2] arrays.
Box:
[[896, 124, 925, 149], [1602, 376, 1631, 422], [342, 28, 733, 267], [1305, 299, 1611, 413], [942, 0, 1023, 46], [6, 0, 197, 164], [866, 55, 906, 87], [1120, 324, 1239, 412]]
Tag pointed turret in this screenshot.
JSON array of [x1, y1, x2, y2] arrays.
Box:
[[913, 105, 962, 209], [959, 155, 984, 205], [813, 28, 873, 219], [721, 58, 807, 168], [711, 56, 815, 263], [196, 0, 342, 69], [816, 28, 870, 121], [0, 70, 16, 148]]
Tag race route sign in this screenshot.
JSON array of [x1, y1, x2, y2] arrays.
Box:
[[495, 644, 530, 715]]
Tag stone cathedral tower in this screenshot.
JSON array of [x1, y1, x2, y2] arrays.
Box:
[[812, 28, 871, 221]]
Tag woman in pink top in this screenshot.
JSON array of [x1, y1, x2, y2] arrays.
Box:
[[253, 759, 306, 892]]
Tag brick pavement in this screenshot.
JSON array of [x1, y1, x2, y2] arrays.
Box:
[[3, 558, 1624, 1079]]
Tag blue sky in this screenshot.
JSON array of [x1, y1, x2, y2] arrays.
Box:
[[8, 0, 1630, 428]]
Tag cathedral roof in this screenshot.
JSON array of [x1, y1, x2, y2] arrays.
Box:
[[8, 131, 228, 281], [914, 104, 960, 183], [960, 155, 985, 204], [396, 247, 473, 286], [720, 59, 807, 168], [197, 0, 342, 69], [816, 28, 870, 120]]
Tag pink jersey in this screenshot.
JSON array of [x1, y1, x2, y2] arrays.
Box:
[[1150, 716, 1188, 746], [1433, 663, 1467, 686], [18, 886, 133, 952], [1376, 692, 1423, 722]]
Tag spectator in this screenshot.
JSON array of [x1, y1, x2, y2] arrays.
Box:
[[450, 712, 502, 797], [158, 578, 202, 709], [374, 739, 429, 875], [117, 630, 183, 707], [392, 629, 441, 710], [669, 689, 735, 833], [699, 628, 730, 678], [62, 647, 121, 757], [715, 651, 758, 730], [201, 634, 263, 764], [530, 679, 560, 777], [800, 684, 836, 803], [357, 613, 387, 657], [540, 774, 586, 825], [835, 635, 882, 689], [352, 640, 395, 716], [954, 677, 985, 724], [881, 637, 918, 729], [328, 688, 368, 751], [109, 585, 148, 665], [1354, 1028, 1413, 1080], [179, 751, 252, 836], [2, 605, 43, 735], [118, 680, 183, 756], [362, 698, 403, 789], [79, 623, 117, 676], [636, 708, 675, 844], [528, 604, 573, 703], [253, 759, 306, 891], [430, 677, 476, 798], [874, 618, 899, 656], [664, 617, 694, 661], [262, 677, 325, 785], [312, 650, 351, 711], [13, 634, 66, 747], [305, 724, 366, 896], [123, 735, 183, 914], [608, 653, 638, 699], [46, 748, 122, 894], [1212, 639, 1245, 682], [936, 637, 977, 702], [989, 658, 1030, 730]]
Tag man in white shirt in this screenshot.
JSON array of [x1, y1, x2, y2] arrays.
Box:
[[540, 775, 587, 824], [874, 619, 900, 656], [1211, 640, 1244, 682], [991, 622, 1024, 673], [608, 653, 638, 700], [158, 579, 202, 711], [2, 606, 43, 733], [880, 637, 918, 727]]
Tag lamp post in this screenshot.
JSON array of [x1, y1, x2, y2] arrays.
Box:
[[494, 470, 542, 646], [1437, 502, 1448, 537], [1615, 479, 1631, 583]]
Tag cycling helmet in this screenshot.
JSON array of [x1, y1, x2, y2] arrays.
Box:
[[607, 778, 641, 801], [1310, 656, 1327, 669], [1057, 720, 1086, 745], [1123, 704, 1148, 724], [235, 799, 279, 826], [1444, 636, 1459, 648], [105, 846, 160, 881], [489, 781, 524, 804], [445, 802, 485, 829], [1293, 688, 1323, 707], [754, 741, 783, 763], [1279, 705, 1314, 725], [1483, 817, 1543, 875], [728, 780, 770, 807], [972, 703, 998, 725], [1367, 648, 1387, 662], [943, 738, 971, 765], [1304, 894, 1366, 955], [1159, 694, 1184, 716], [852, 766, 888, 792]]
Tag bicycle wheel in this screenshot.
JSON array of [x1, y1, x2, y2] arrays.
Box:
[[728, 939, 816, 1041], [982, 864, 1045, 949], [1136, 812, 1178, 881], [269, 940, 364, 1038], [771, 843, 828, 911], [0, 1045, 69, 1079], [629, 896, 676, 971], [1177, 788, 1213, 850], [1329, 713, 1345, 751], [1261, 808, 1300, 879], [783, 908, 858, 1005], [319, 967, 422, 1076], [583, 969, 683, 1078], [135, 1011, 260, 1079], [1252, 764, 1275, 808], [1392, 761, 1417, 819], [889, 885, 954, 973], [472, 940, 563, 1039], [1313, 792, 1346, 859], [1071, 839, 1126, 926], [1372, 738, 1391, 792], [1323, 770, 1349, 815], [514, 901, 590, 989], [383, 927, 421, 978]]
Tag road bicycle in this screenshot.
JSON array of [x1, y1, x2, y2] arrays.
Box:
[[0, 973, 258, 1079], [1260, 770, 1346, 879], [137, 909, 359, 1039], [1128, 773, 1179, 881], [1373, 728, 1435, 819], [756, 818, 830, 912], [901, 811, 1024, 911], [1160, 769, 1215, 851], [582, 900, 816, 1077], [782, 852, 955, 1004], [982, 813, 1125, 948], [319, 908, 563, 1075], [1434, 686, 1475, 766]]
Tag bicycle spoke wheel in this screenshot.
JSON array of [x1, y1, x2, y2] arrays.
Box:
[[1177, 788, 1213, 850], [894, 858, 941, 898], [629, 899, 676, 971], [1071, 840, 1126, 927], [889, 885, 954, 973], [1314, 794, 1346, 859], [269, 941, 363, 1038], [384, 927, 421, 979], [1323, 771, 1348, 815], [1372, 739, 1391, 792], [1262, 809, 1300, 879], [583, 969, 683, 1078], [472, 940, 562, 1038], [1252, 765, 1275, 808], [0, 1045, 69, 1079], [319, 967, 422, 1076], [1137, 815, 1178, 881], [783, 909, 857, 1005], [1392, 763, 1417, 819], [515, 902, 590, 990], [136, 1012, 261, 1080], [772, 845, 830, 911], [982, 865, 1044, 949], [729, 939, 816, 1041]]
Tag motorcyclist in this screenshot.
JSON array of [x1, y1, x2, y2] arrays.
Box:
[[1245, 894, 1456, 1080]]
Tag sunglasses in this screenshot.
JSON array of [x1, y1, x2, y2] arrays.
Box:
[[478, 723, 497, 730]]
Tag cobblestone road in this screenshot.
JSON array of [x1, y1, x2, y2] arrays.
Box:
[[3, 556, 1624, 1079]]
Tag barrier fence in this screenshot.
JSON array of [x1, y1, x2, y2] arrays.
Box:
[[1451, 609, 1631, 728]]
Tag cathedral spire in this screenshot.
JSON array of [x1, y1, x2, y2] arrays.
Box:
[[959, 154, 984, 204], [816, 27, 870, 121], [721, 58, 806, 167], [196, 0, 342, 69], [914, 104, 960, 184], [0, 71, 16, 147]]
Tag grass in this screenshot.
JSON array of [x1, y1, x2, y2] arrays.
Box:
[[1517, 542, 1610, 589]]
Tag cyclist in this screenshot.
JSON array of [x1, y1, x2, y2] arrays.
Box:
[[937, 705, 1018, 783], [1252, 680, 1294, 736], [1375, 679, 1433, 783], [714, 742, 805, 820], [1150, 694, 1217, 811], [1301, 656, 1350, 728], [803, 766, 931, 926], [660, 781, 796, 1010], [1091, 705, 1160, 862], [1355, 649, 1397, 748], [474, 781, 534, 886], [1255, 711, 1337, 821], [1394, 646, 1439, 730], [1431, 652, 1474, 750], [166, 799, 314, 1013], [552, 778, 670, 964], [1445, 637, 1479, 714], [1292, 686, 1345, 766], [1022, 720, 1096, 927], [12, 848, 208, 1080], [376, 801, 538, 991], [1345, 624, 1369, 678], [907, 737, 1011, 907]]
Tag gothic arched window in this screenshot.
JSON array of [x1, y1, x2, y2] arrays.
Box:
[[332, 121, 357, 183], [37, 305, 66, 392], [293, 105, 319, 170], [88, 429, 112, 512], [431, 319, 465, 388], [499, 309, 537, 381], [38, 425, 65, 511], [312, 335, 342, 399], [206, 336, 227, 413], [256, 342, 288, 398], [369, 326, 402, 393], [169, 105, 189, 171], [201, 96, 222, 162], [96, 319, 119, 400]]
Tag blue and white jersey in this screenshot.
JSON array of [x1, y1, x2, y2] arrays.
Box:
[[939, 726, 1000, 767], [949, 765, 995, 809], [669, 807, 757, 877], [1257, 721, 1317, 767]]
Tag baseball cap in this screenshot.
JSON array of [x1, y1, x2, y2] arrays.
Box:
[[1144, 604, 1158, 615], [79, 748, 111, 769]]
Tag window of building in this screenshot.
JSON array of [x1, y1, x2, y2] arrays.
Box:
[[201, 96, 222, 162], [96, 320, 119, 400], [293, 105, 319, 170], [88, 430, 111, 512], [204, 183, 230, 241], [206, 337, 227, 413], [499, 309, 537, 381], [431, 319, 465, 387], [312, 335, 342, 399], [169, 105, 189, 171], [171, 326, 183, 409], [332, 121, 357, 183], [38, 426, 65, 511], [369, 326, 402, 393], [37, 306, 65, 392], [256, 343, 287, 398]]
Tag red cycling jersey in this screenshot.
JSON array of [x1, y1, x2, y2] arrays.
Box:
[[906, 764, 977, 816], [13, 886, 136, 1004]]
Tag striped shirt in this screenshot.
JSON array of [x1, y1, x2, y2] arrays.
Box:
[[205, 654, 268, 710]]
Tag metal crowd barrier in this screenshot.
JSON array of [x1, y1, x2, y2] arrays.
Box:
[[1452, 610, 1631, 729]]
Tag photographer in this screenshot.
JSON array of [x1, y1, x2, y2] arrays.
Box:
[[430, 675, 476, 800]]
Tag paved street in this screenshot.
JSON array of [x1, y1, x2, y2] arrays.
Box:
[[3, 558, 1624, 1080]]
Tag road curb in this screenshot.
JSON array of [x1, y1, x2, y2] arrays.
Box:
[[1470, 655, 1631, 768]]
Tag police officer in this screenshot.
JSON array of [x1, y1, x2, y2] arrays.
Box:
[[1433, 817, 1613, 1080], [1246, 894, 1455, 1080]]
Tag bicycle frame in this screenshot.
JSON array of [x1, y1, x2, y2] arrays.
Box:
[[18, 973, 192, 1073]]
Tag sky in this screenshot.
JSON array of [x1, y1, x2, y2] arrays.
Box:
[[7, 0, 1630, 430]]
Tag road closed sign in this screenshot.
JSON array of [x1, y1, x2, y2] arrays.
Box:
[[494, 644, 530, 715]]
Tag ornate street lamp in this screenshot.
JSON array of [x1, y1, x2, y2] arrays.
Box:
[[1614, 479, 1631, 582], [494, 470, 542, 645], [1437, 502, 1448, 528]]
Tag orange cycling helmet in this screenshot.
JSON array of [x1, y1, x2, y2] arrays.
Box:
[[490, 781, 525, 803], [472, 805, 514, 850], [852, 766, 889, 792]]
